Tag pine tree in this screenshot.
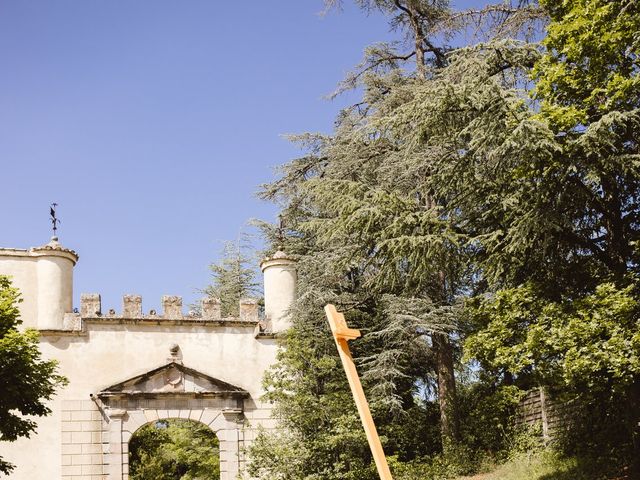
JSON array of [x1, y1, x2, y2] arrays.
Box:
[[201, 239, 259, 318], [251, 2, 546, 477]]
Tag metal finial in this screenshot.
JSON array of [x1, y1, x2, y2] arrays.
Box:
[[277, 213, 285, 246], [50, 203, 60, 238]]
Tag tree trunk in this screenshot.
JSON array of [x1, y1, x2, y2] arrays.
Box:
[[601, 174, 628, 279], [397, 0, 458, 451], [433, 332, 459, 449]]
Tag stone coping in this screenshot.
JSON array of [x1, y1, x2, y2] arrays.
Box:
[[38, 316, 261, 337], [81, 315, 259, 326], [0, 245, 79, 264], [0, 247, 28, 253], [96, 391, 250, 399], [32, 244, 79, 259]]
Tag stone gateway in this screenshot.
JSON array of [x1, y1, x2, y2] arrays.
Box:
[[0, 237, 296, 480]]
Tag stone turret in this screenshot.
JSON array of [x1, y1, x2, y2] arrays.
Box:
[[260, 251, 296, 333], [0, 236, 78, 330], [32, 237, 78, 329]]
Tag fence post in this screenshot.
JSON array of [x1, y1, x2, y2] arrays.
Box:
[[539, 387, 550, 442]]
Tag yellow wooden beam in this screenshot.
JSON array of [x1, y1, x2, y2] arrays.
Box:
[[324, 304, 394, 480]]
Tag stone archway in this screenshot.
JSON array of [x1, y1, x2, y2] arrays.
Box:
[[96, 362, 249, 480]]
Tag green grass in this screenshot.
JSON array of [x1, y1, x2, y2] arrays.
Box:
[[457, 450, 629, 480]]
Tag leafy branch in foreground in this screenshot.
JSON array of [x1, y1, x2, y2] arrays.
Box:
[[0, 275, 67, 475]]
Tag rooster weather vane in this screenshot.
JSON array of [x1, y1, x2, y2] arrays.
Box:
[[50, 203, 60, 238]]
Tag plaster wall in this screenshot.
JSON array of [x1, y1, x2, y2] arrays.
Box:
[[2, 398, 64, 478], [43, 324, 276, 399], [0, 243, 77, 330], [2, 323, 279, 479], [37, 256, 74, 330], [0, 252, 39, 328]]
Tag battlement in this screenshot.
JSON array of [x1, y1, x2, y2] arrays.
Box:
[[2, 243, 294, 335], [79, 294, 260, 323]]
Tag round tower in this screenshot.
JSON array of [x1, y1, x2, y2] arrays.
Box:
[[260, 251, 296, 333], [31, 237, 78, 330]]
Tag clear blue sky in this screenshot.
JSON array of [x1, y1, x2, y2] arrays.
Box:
[[0, 1, 473, 313]]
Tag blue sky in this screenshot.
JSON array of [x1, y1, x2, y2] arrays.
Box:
[[0, 1, 476, 313]]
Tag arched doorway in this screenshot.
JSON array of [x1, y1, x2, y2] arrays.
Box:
[[97, 361, 249, 479], [129, 418, 220, 479]]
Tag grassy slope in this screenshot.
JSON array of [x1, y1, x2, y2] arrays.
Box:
[[457, 451, 630, 480]]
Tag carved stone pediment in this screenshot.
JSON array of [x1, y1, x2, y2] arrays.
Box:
[[97, 362, 249, 399]]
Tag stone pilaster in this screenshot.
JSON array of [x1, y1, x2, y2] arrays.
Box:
[[105, 408, 127, 480]]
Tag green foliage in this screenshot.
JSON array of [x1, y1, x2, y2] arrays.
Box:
[[388, 386, 537, 480], [0, 275, 67, 474], [252, 1, 547, 477], [464, 281, 640, 467], [129, 419, 220, 480], [534, 0, 640, 130], [457, 384, 527, 457], [201, 239, 259, 317], [245, 429, 315, 480], [248, 427, 378, 480], [247, 303, 442, 480], [375, 0, 640, 466], [388, 449, 478, 480], [465, 283, 640, 392]]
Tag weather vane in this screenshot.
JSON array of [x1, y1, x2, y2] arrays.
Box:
[[50, 203, 60, 238], [277, 213, 285, 246]]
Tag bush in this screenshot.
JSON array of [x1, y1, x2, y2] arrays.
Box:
[[457, 383, 527, 458]]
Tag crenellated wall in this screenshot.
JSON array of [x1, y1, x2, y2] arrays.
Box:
[[0, 240, 296, 480], [61, 294, 262, 331]]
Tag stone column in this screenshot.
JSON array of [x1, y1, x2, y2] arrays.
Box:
[[106, 408, 127, 480]]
